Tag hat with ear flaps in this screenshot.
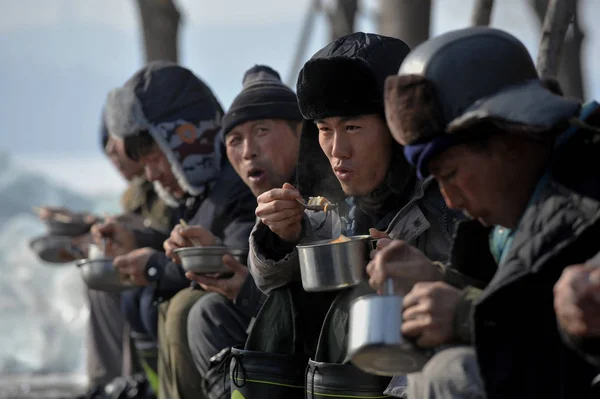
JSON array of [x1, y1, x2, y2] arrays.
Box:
[[104, 61, 224, 203], [384, 27, 582, 178], [294, 32, 413, 217]]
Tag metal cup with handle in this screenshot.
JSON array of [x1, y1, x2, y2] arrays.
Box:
[[347, 278, 431, 376]]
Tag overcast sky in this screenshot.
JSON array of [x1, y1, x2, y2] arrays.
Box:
[[1, 0, 598, 194]]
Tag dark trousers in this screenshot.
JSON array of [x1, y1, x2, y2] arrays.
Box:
[[121, 286, 159, 341], [121, 286, 159, 373], [187, 293, 253, 399]]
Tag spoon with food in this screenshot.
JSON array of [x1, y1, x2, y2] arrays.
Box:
[[296, 196, 338, 212]]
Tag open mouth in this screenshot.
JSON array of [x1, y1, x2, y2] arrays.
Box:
[[247, 168, 266, 183], [333, 167, 353, 181]]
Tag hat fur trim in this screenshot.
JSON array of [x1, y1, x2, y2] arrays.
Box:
[[384, 74, 445, 146]]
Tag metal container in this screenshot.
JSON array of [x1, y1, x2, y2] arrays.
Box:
[[297, 235, 375, 292], [76, 258, 133, 292], [44, 218, 91, 237], [348, 280, 431, 376], [174, 246, 248, 275], [29, 235, 84, 264]]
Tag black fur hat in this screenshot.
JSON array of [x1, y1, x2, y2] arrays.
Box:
[[297, 33, 410, 121], [294, 32, 414, 217]]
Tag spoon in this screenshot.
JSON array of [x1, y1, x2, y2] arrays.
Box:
[[295, 198, 338, 212]]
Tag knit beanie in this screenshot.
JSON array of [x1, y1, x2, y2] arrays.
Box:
[[221, 65, 302, 137]]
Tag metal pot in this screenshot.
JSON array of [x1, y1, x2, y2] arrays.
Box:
[[174, 246, 248, 276], [76, 257, 133, 292], [297, 235, 375, 292], [348, 280, 431, 376], [29, 235, 84, 264]]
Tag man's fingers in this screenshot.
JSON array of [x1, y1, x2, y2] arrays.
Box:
[[375, 238, 393, 251], [257, 188, 300, 204], [170, 233, 189, 248], [402, 301, 431, 322], [282, 182, 298, 191], [255, 200, 302, 218], [186, 272, 229, 295], [113, 254, 129, 270], [180, 226, 215, 243], [261, 212, 303, 230], [403, 284, 430, 309], [222, 254, 248, 274], [377, 240, 411, 263], [369, 228, 390, 240], [164, 241, 180, 262], [258, 208, 303, 224], [401, 317, 430, 337]]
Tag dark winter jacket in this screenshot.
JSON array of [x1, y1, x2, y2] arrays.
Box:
[[137, 159, 257, 302], [247, 33, 459, 383], [464, 106, 600, 398]]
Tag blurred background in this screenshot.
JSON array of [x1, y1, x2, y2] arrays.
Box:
[[0, 0, 598, 397]]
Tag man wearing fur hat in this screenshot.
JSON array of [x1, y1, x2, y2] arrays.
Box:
[[96, 61, 256, 396], [246, 32, 459, 397], [379, 26, 600, 398]]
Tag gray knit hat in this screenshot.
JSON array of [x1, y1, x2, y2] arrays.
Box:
[[221, 65, 302, 137]]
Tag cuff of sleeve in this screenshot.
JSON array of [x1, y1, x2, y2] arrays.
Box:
[[145, 251, 166, 282], [452, 286, 481, 344], [443, 266, 487, 290], [263, 221, 305, 260], [561, 328, 600, 367]]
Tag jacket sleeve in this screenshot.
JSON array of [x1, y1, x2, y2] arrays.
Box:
[[144, 251, 190, 301], [220, 201, 257, 249], [440, 263, 486, 345], [132, 227, 170, 251], [559, 327, 600, 368], [452, 285, 482, 344], [248, 219, 304, 294]]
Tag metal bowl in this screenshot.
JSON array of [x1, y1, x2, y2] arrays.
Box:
[[44, 218, 91, 237], [174, 246, 249, 275], [76, 258, 133, 292], [29, 235, 84, 264], [297, 235, 376, 292]]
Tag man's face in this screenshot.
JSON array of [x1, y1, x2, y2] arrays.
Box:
[[429, 139, 523, 228], [317, 114, 392, 196], [225, 119, 300, 197], [139, 146, 186, 198], [105, 137, 143, 181]]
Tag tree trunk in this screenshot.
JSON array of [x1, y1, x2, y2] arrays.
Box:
[[531, 0, 584, 99], [287, 0, 320, 86], [471, 0, 495, 26], [136, 0, 181, 63], [378, 0, 431, 49], [327, 0, 358, 41]]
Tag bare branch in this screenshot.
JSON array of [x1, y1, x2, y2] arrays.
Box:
[[529, 0, 585, 100], [286, 0, 320, 86], [471, 0, 495, 26], [536, 0, 576, 80], [136, 0, 181, 63]]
